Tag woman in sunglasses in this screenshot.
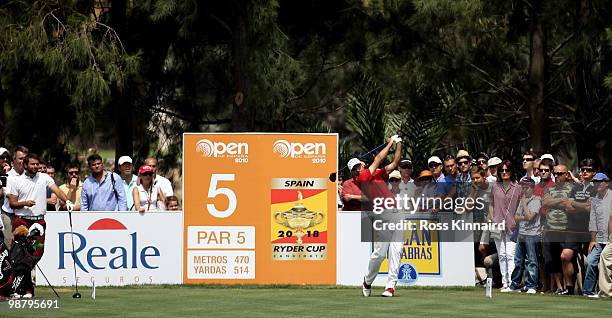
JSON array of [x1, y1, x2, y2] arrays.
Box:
[[489, 160, 521, 291], [133, 165, 166, 212]]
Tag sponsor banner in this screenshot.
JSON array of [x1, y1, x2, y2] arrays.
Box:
[[183, 133, 337, 284], [336, 211, 474, 286], [378, 219, 441, 277], [37, 212, 183, 287]]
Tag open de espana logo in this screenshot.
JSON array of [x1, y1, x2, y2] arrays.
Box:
[[196, 139, 249, 162], [272, 139, 326, 163]]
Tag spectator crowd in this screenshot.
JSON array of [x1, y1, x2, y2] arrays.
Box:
[[338, 147, 612, 298], [0, 145, 182, 299], [2, 142, 611, 299]]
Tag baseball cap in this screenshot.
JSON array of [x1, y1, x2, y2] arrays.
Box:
[[519, 176, 535, 186], [427, 156, 442, 165], [0, 147, 8, 157], [416, 170, 434, 182], [540, 154, 555, 164], [456, 150, 470, 160], [347, 158, 364, 171], [399, 159, 413, 169], [118, 156, 133, 166], [389, 170, 401, 180], [593, 173, 609, 182], [487, 157, 502, 167], [138, 164, 154, 175]]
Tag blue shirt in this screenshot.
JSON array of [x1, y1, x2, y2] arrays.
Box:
[[122, 175, 138, 211], [81, 171, 128, 211], [456, 172, 472, 198], [437, 174, 456, 197]]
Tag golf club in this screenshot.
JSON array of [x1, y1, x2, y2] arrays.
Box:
[[329, 141, 388, 182], [67, 203, 81, 299], [36, 264, 60, 298]]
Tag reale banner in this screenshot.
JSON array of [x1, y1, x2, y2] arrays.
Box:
[[36, 211, 183, 287]]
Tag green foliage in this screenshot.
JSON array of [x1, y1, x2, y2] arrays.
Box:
[[345, 74, 390, 153], [0, 0, 141, 143], [1, 0, 612, 175]]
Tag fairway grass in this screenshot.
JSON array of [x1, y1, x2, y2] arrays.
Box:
[[1, 285, 611, 317]]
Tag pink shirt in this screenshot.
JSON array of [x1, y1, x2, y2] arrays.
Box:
[[341, 178, 363, 211], [490, 181, 521, 234]]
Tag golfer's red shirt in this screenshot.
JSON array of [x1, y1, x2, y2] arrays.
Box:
[[355, 168, 394, 200]]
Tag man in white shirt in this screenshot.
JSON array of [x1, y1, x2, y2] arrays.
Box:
[[1, 145, 28, 246], [6, 153, 71, 298], [144, 157, 174, 196]]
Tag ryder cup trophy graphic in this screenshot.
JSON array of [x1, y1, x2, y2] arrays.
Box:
[[271, 180, 329, 261], [274, 191, 324, 241]]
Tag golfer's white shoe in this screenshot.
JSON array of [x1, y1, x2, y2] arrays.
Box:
[[381, 288, 395, 297], [362, 278, 371, 297]]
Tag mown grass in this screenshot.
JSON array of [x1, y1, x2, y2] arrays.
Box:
[[0, 285, 610, 317]]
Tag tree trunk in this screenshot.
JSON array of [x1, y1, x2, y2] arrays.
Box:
[[526, 0, 549, 153], [110, 0, 133, 167], [231, 2, 252, 131], [573, 0, 595, 160], [0, 87, 5, 146]]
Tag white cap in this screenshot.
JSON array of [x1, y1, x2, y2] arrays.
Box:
[[389, 170, 401, 180], [427, 156, 442, 165], [0, 147, 8, 157], [117, 156, 133, 166], [347, 158, 364, 171], [487, 157, 502, 166], [540, 154, 555, 164]]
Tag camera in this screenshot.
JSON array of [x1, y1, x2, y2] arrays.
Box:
[[0, 173, 7, 188]]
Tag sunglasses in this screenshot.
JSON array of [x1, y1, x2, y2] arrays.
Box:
[[477, 159, 487, 164], [580, 167, 594, 173], [458, 161, 469, 166], [553, 172, 566, 176], [429, 163, 441, 169], [141, 172, 153, 176], [539, 168, 550, 173], [523, 157, 535, 162], [67, 171, 79, 175], [500, 168, 511, 173]]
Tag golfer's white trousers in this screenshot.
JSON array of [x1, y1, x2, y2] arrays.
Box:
[[365, 230, 404, 289]]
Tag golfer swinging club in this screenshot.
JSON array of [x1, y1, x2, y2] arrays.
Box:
[[348, 135, 402, 297]]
